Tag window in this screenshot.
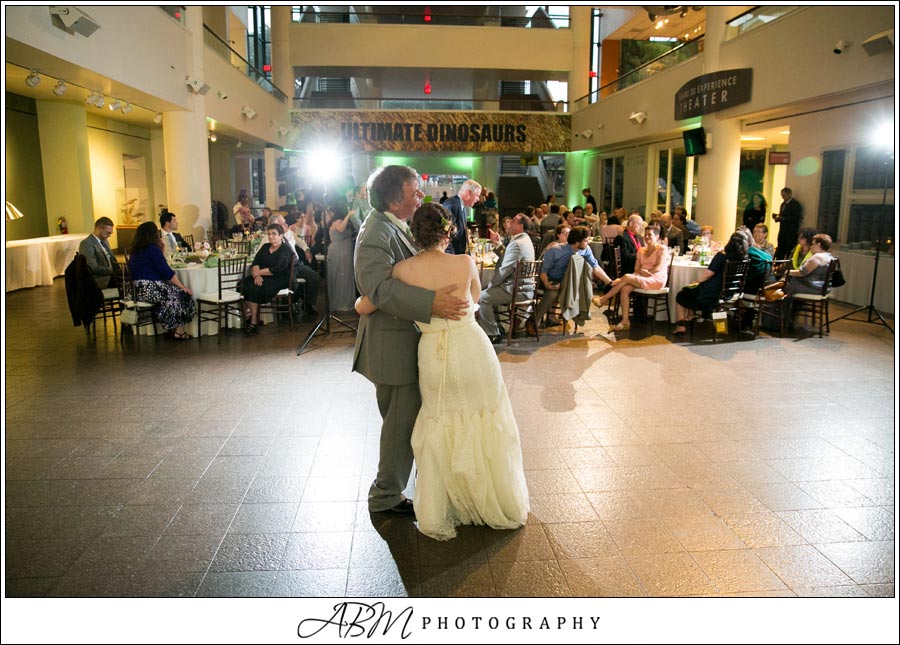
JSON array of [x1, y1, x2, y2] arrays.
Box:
[[246, 6, 271, 78], [817, 149, 846, 240]]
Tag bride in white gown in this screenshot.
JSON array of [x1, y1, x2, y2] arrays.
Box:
[[356, 203, 529, 540]]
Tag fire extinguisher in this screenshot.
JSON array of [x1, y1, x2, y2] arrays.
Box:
[[57, 217, 68, 234]]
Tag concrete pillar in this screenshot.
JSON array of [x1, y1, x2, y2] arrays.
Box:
[[271, 5, 293, 103], [568, 6, 592, 110], [694, 5, 743, 236], [160, 6, 211, 239], [264, 146, 283, 209], [566, 152, 585, 206], [35, 101, 94, 234]]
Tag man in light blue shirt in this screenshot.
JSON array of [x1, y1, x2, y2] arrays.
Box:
[[528, 226, 610, 334]]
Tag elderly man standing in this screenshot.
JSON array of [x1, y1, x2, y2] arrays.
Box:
[[443, 179, 481, 254], [353, 165, 467, 515], [78, 216, 120, 289], [477, 212, 535, 343]]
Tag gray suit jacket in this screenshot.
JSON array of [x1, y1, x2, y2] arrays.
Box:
[[487, 233, 535, 296], [353, 211, 435, 386], [78, 235, 118, 289]]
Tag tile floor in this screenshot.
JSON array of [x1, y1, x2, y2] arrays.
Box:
[[3, 279, 895, 602]]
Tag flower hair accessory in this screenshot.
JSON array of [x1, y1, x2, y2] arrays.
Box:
[[440, 216, 451, 233]]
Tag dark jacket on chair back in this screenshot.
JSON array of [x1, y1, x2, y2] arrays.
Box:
[[64, 253, 103, 327]]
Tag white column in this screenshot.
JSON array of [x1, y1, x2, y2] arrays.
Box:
[[264, 146, 282, 209], [271, 6, 293, 104], [694, 5, 743, 236], [567, 6, 592, 110], [162, 8, 212, 239]]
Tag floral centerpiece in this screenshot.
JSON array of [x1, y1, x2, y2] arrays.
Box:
[[193, 240, 212, 259]]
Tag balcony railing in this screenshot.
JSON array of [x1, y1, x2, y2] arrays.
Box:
[[293, 96, 567, 112], [573, 36, 704, 110], [203, 25, 288, 103], [291, 6, 569, 29], [724, 6, 803, 41]]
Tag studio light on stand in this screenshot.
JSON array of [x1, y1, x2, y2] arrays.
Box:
[[830, 123, 894, 334], [297, 146, 357, 356]]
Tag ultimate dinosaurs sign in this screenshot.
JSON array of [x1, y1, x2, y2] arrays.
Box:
[[290, 110, 571, 153]]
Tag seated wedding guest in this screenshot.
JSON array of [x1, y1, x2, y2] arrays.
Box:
[[527, 226, 612, 335], [541, 223, 570, 257], [600, 211, 624, 239], [540, 204, 561, 234], [647, 210, 663, 228], [592, 224, 669, 331], [565, 205, 586, 227], [159, 210, 189, 254], [478, 212, 535, 343], [791, 227, 817, 269], [78, 216, 120, 289], [269, 214, 320, 316], [753, 223, 775, 256], [674, 205, 700, 239], [614, 213, 646, 275], [127, 221, 195, 340], [233, 195, 253, 229], [764, 233, 836, 300], [582, 202, 599, 227], [737, 226, 773, 296], [673, 231, 749, 335], [241, 223, 293, 334], [659, 213, 683, 250]]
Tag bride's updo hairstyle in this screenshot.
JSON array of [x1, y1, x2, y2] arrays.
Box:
[[411, 202, 457, 250]]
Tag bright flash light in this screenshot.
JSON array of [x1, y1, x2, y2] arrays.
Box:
[[870, 123, 894, 150], [307, 147, 340, 182]]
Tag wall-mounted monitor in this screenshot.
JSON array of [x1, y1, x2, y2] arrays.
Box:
[[683, 127, 707, 156]]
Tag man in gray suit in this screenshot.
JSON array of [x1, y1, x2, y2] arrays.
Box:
[[78, 216, 120, 289], [477, 212, 535, 343], [353, 165, 468, 515]]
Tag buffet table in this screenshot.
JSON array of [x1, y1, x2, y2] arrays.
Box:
[[5, 234, 84, 292]]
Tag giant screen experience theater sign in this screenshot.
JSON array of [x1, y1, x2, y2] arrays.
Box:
[[674, 68, 753, 120], [291, 110, 571, 153]]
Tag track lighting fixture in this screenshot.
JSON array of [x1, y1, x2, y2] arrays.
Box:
[[25, 70, 41, 87], [52, 80, 67, 96]]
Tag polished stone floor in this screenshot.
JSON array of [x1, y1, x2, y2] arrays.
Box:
[[3, 279, 896, 602]]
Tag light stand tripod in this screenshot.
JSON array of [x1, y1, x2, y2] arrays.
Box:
[[296, 223, 358, 355], [830, 150, 894, 334]]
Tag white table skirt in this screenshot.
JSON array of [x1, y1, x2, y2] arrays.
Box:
[[5, 234, 84, 292], [656, 260, 706, 322], [830, 251, 894, 315], [139, 264, 271, 336]]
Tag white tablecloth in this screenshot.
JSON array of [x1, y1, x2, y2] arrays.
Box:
[[5, 234, 84, 291], [657, 259, 706, 322], [139, 264, 271, 336], [830, 251, 894, 315]]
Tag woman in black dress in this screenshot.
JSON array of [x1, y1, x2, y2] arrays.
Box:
[[742, 192, 768, 230], [242, 223, 293, 333]]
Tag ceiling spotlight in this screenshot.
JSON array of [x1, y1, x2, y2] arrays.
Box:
[[217, 91, 228, 100], [108, 100, 122, 111], [235, 140, 243, 148], [241, 106, 257, 120], [152, 112, 163, 124], [278, 127, 288, 137], [52, 80, 67, 96], [209, 132, 217, 142], [120, 103, 132, 114], [25, 70, 41, 88], [185, 76, 210, 94], [629, 111, 648, 125], [84, 91, 104, 108], [93, 94, 104, 108]]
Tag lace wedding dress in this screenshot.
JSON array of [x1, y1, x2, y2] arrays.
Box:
[[411, 296, 530, 540]]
